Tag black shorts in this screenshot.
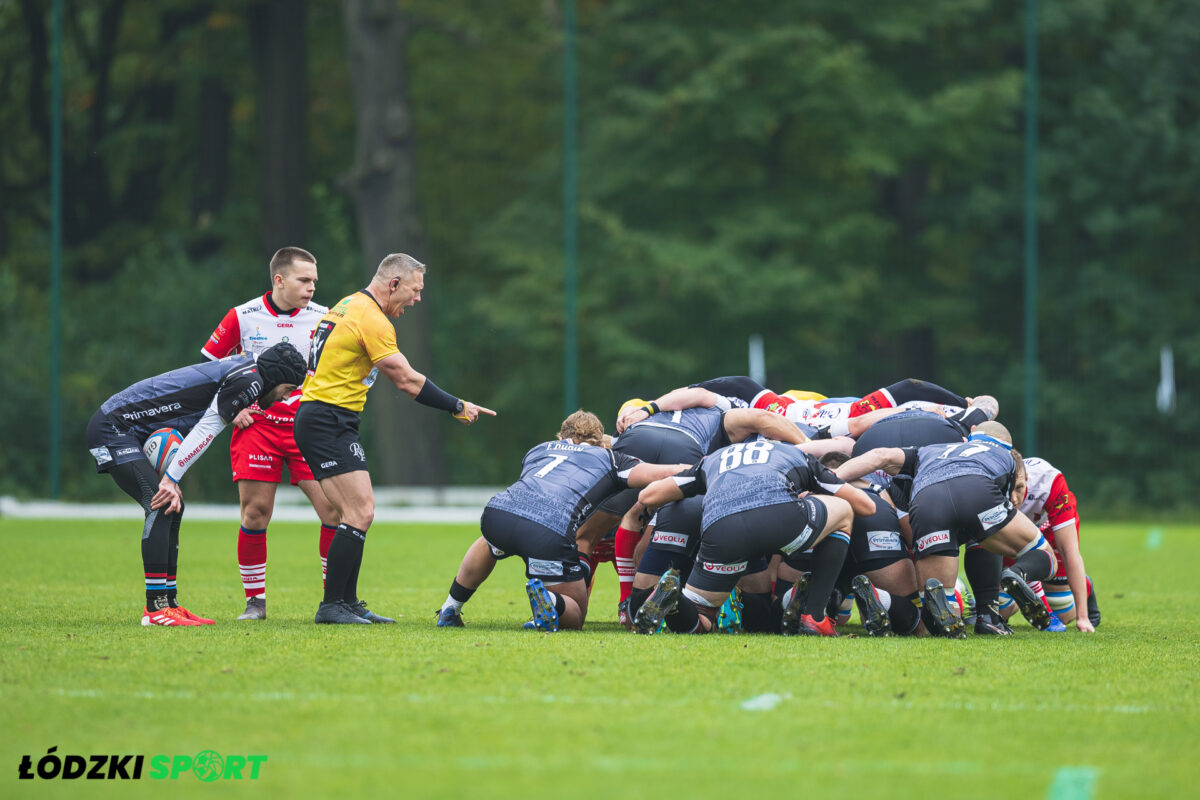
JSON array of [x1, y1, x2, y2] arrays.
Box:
[[851, 412, 963, 454], [596, 424, 706, 515], [294, 401, 367, 480], [908, 475, 1017, 558], [85, 410, 146, 473], [690, 498, 827, 594], [480, 507, 587, 584], [637, 496, 704, 579], [847, 491, 909, 574]]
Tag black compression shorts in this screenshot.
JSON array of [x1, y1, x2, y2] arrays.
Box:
[[597, 423, 705, 516]]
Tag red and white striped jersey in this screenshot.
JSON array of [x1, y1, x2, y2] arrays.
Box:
[[201, 293, 328, 423]]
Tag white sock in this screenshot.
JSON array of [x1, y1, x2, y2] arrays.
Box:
[[442, 596, 464, 612], [875, 588, 893, 611]]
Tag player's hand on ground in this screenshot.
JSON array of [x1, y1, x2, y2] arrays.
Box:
[[151, 475, 183, 515], [452, 401, 497, 425], [1075, 618, 1095, 633], [232, 407, 258, 429]]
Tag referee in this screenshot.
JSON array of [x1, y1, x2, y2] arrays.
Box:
[[295, 253, 496, 624]]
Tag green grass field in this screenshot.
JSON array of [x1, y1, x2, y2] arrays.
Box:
[[2, 517, 1197, 799]]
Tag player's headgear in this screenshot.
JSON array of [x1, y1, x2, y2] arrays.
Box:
[[618, 398, 647, 418], [256, 342, 307, 398], [784, 390, 827, 402]]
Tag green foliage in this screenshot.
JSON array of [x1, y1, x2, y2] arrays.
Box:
[[2, 518, 1198, 797], [2, 1, 1197, 508]]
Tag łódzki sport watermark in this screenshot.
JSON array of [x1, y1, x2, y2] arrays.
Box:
[[18, 747, 266, 781]]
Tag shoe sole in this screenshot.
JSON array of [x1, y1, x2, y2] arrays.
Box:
[[922, 579, 966, 639], [526, 579, 560, 632], [851, 575, 893, 637], [633, 572, 680, 635], [999, 571, 1051, 630], [717, 589, 743, 634], [780, 573, 809, 636]]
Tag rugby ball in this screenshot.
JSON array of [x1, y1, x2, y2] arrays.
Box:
[[143, 428, 184, 476]]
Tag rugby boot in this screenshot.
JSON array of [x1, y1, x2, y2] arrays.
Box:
[[716, 587, 744, 634], [922, 578, 967, 639], [797, 613, 838, 637], [1086, 578, 1101, 628], [617, 598, 633, 630], [521, 619, 537, 630], [999, 568, 1051, 631], [1043, 613, 1067, 633], [526, 578, 560, 632], [633, 568, 680, 635], [779, 572, 810, 636], [142, 606, 201, 627], [348, 600, 395, 623], [973, 609, 1014, 635], [314, 601, 371, 624], [436, 606, 465, 628], [236, 597, 266, 621], [174, 605, 215, 625], [851, 574, 893, 637]]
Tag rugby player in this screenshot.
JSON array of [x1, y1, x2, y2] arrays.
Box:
[[632, 439, 875, 636], [294, 253, 495, 625], [579, 390, 810, 626], [1000, 457, 1096, 633], [201, 247, 337, 621], [434, 411, 687, 631], [86, 343, 307, 626], [848, 407, 1011, 635], [834, 422, 1058, 637]]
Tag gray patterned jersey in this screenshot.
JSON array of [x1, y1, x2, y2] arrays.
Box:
[[486, 440, 643, 538], [909, 438, 1016, 497], [674, 440, 845, 530]]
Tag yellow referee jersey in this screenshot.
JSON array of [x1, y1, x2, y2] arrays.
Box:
[[301, 291, 399, 412]]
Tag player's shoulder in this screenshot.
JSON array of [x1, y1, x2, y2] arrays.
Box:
[[233, 294, 269, 317], [301, 300, 330, 316]]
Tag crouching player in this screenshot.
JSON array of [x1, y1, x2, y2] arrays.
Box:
[[86, 343, 308, 626], [435, 411, 687, 631], [835, 422, 1058, 637], [999, 457, 1096, 633], [633, 439, 875, 636]]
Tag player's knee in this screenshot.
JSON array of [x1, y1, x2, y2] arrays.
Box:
[[241, 503, 273, 529]]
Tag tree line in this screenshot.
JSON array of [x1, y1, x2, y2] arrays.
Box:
[[1, 0, 1196, 513]]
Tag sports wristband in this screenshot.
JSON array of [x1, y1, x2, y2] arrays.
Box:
[[415, 378, 462, 413], [640, 401, 661, 417]]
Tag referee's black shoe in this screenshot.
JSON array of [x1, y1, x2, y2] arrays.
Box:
[[348, 600, 395, 624], [1000, 568, 1051, 631], [315, 601, 371, 624]]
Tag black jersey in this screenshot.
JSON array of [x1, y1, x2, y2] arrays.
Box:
[[97, 357, 262, 442], [486, 440, 643, 539], [673, 440, 845, 530], [908, 437, 1017, 498]]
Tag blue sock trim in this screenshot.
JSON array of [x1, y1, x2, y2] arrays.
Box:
[[240, 526, 267, 536]]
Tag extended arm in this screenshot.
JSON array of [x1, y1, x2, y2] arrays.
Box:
[[834, 447, 907, 482], [375, 351, 496, 424], [724, 408, 808, 444]]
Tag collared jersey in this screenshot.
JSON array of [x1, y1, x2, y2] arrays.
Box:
[[301, 291, 400, 412], [202, 293, 328, 423], [1020, 457, 1079, 533]]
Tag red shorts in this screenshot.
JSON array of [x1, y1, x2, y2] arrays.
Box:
[[230, 419, 313, 484]]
